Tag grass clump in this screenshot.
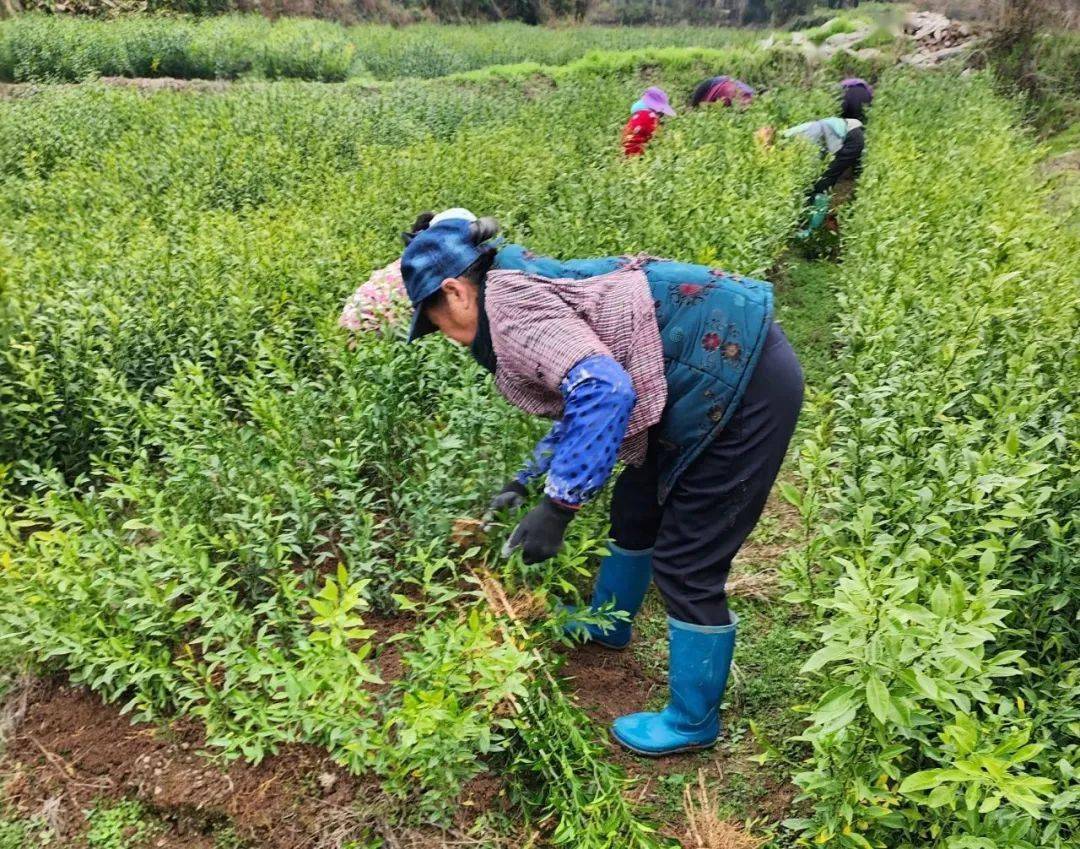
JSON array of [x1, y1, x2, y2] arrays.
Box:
[[0, 16, 769, 83], [0, 14, 359, 82], [852, 26, 898, 50], [804, 15, 864, 45]]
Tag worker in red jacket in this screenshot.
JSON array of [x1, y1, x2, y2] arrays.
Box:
[[622, 87, 675, 157]]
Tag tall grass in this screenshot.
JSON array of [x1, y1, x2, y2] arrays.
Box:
[[0, 14, 359, 81], [347, 21, 760, 79]]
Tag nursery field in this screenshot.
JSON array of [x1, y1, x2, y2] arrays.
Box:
[[0, 15, 763, 82], [0, 25, 1078, 849]]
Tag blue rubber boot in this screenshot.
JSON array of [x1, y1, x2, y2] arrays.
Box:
[[611, 615, 737, 756], [565, 544, 652, 650]]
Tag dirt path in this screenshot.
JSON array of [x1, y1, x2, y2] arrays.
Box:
[[558, 489, 805, 839], [0, 78, 235, 99]]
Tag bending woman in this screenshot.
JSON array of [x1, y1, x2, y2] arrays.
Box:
[[622, 86, 676, 157], [398, 209, 804, 756], [784, 115, 865, 196], [689, 75, 755, 108]]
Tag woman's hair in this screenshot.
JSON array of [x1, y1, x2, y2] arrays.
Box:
[[840, 86, 872, 122], [689, 78, 717, 109], [403, 211, 436, 241], [402, 211, 500, 309], [402, 211, 501, 263]]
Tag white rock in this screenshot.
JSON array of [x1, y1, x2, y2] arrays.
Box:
[[825, 28, 872, 49]]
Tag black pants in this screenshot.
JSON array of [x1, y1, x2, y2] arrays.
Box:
[[812, 126, 865, 197], [609, 323, 804, 626]]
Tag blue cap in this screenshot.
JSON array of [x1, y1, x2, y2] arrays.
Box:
[[401, 217, 482, 342]]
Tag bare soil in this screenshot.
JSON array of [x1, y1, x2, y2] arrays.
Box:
[[562, 641, 665, 724], [1, 678, 361, 848], [367, 611, 411, 691]]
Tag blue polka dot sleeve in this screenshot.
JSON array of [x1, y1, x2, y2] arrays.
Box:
[[514, 421, 565, 487], [544, 355, 636, 507]]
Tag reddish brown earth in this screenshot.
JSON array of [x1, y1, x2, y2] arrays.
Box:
[[0, 615, 436, 849], [1, 678, 362, 849], [366, 611, 411, 691], [560, 641, 664, 724], [0, 677, 506, 849]]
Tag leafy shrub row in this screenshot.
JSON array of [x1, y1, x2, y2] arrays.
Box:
[[0, 14, 763, 82], [0, 14, 359, 81], [346, 20, 758, 78], [784, 70, 1079, 848], [0, 54, 831, 840]]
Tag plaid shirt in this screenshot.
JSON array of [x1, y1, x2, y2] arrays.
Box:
[[484, 263, 667, 467]]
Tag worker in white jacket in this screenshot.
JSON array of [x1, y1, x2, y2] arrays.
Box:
[[784, 116, 865, 196]]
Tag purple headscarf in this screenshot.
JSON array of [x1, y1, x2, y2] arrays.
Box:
[[701, 75, 755, 107], [841, 77, 874, 96]]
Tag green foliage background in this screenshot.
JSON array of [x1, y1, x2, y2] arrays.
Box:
[[0, 22, 1076, 849], [0, 14, 765, 82], [0, 48, 827, 844]]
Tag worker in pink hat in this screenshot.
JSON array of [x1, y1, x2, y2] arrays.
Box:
[[622, 87, 675, 157]]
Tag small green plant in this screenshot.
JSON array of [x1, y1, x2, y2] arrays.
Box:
[[0, 816, 44, 849], [213, 825, 248, 849], [377, 575, 534, 819], [853, 27, 898, 51], [85, 800, 156, 849]]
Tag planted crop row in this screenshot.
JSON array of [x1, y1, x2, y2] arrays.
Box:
[[0, 14, 359, 82], [0, 14, 759, 82], [784, 70, 1079, 848], [344, 20, 757, 79], [0, 54, 832, 842]]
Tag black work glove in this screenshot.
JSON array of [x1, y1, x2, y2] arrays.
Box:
[[503, 496, 576, 564], [488, 479, 528, 514]]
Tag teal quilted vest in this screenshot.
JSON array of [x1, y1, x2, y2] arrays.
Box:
[[492, 245, 774, 501]]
